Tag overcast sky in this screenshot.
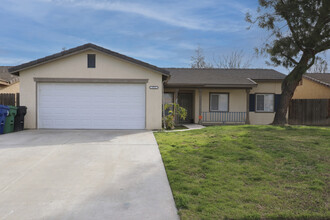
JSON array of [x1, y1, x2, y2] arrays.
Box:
[[0, 0, 299, 74]]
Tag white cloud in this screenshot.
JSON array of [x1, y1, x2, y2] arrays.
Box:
[[48, 0, 245, 32]]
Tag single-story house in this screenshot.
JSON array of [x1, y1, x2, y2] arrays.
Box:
[[0, 66, 20, 94], [9, 43, 285, 130], [293, 73, 330, 99]]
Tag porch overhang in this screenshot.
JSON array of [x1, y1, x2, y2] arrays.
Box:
[[164, 84, 257, 89]]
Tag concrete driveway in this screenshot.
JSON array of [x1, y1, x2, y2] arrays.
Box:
[[0, 130, 178, 220]]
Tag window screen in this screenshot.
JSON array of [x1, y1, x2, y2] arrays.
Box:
[[88, 54, 96, 68], [210, 93, 228, 111], [256, 94, 274, 112], [210, 94, 219, 111]]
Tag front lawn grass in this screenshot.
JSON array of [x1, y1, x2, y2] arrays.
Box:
[[154, 125, 330, 219]]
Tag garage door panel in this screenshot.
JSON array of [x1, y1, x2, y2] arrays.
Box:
[[38, 83, 146, 129]]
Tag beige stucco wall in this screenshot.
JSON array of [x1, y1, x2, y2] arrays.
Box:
[[250, 81, 282, 125], [165, 81, 282, 125], [198, 89, 246, 123], [19, 49, 163, 129], [0, 82, 20, 94], [164, 88, 246, 123], [293, 77, 330, 99]]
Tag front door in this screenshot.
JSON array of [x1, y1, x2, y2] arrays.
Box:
[[178, 93, 194, 123]]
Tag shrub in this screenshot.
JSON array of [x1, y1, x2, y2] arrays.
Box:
[[163, 103, 187, 130]]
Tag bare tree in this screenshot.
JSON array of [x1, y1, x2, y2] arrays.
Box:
[[307, 56, 328, 73], [213, 50, 252, 68], [191, 46, 213, 68]]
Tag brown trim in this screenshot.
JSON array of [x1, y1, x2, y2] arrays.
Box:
[[33, 78, 149, 84], [255, 93, 275, 113], [9, 43, 170, 76], [209, 92, 229, 112]]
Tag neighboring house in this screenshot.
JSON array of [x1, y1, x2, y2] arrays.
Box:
[[8, 43, 285, 130], [0, 66, 20, 94], [293, 73, 330, 99]]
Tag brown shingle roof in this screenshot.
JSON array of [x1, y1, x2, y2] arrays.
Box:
[[304, 73, 330, 87], [0, 66, 19, 84], [165, 68, 285, 88], [8, 43, 169, 76]]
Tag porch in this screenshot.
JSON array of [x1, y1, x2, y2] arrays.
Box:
[[202, 111, 246, 124], [164, 88, 251, 125]]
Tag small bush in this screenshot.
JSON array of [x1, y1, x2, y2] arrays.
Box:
[[163, 103, 187, 130]]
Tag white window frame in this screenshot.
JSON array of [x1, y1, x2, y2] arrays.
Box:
[[255, 93, 275, 112], [210, 93, 229, 112]]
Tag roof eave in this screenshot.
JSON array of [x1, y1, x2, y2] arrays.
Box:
[[252, 78, 284, 82], [303, 75, 330, 87], [8, 43, 170, 76], [165, 83, 257, 88], [0, 80, 9, 86]]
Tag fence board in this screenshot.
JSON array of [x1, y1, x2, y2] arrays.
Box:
[[289, 99, 330, 125]]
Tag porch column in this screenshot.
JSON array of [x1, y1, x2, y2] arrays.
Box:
[[174, 89, 179, 105], [245, 89, 250, 124], [198, 89, 202, 124], [174, 89, 179, 123], [162, 92, 166, 129]]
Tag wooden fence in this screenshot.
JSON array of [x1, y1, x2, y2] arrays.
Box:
[[289, 99, 330, 126], [0, 93, 19, 106]]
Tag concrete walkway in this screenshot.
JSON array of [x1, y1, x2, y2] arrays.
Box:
[[162, 124, 205, 132], [183, 124, 205, 130], [0, 130, 178, 220]]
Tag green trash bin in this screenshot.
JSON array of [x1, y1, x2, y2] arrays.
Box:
[[4, 106, 18, 134]]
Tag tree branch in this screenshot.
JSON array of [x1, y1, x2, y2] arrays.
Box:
[[307, 56, 316, 69], [279, 0, 304, 51], [315, 40, 330, 53], [280, 52, 299, 65]]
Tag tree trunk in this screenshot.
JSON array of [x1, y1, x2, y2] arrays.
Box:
[[272, 76, 300, 125], [272, 53, 314, 125]]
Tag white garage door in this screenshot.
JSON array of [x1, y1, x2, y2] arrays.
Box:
[[38, 83, 145, 129]]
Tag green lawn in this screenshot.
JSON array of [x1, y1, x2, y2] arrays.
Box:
[[154, 125, 330, 219]]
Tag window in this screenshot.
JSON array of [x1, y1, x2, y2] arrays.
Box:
[[256, 94, 274, 112], [164, 93, 174, 115], [164, 93, 174, 105], [88, 54, 96, 68], [210, 93, 229, 111]]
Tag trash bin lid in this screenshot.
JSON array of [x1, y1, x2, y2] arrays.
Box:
[[8, 105, 18, 110], [0, 105, 10, 110]]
